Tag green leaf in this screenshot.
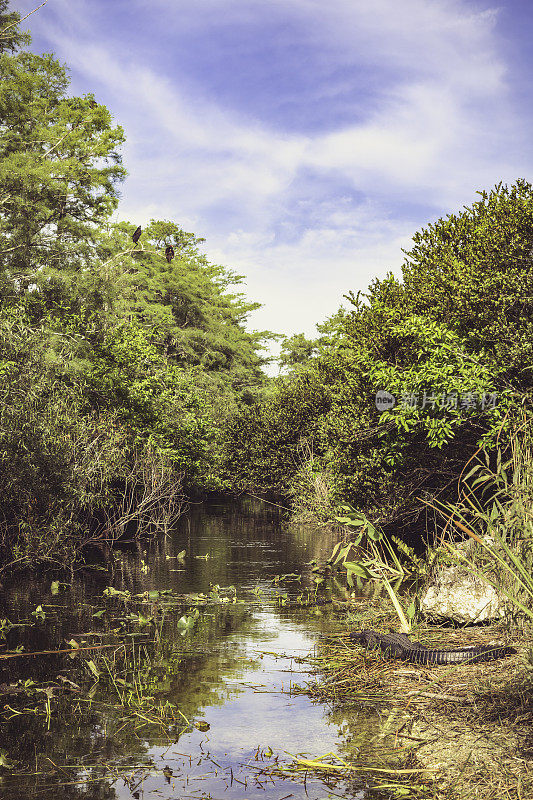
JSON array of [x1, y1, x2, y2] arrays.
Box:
[[85, 660, 100, 678], [344, 562, 373, 579], [366, 524, 383, 541], [406, 599, 417, 621], [103, 587, 131, 599]]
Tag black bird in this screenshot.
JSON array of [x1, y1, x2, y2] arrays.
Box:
[[132, 226, 142, 244], [165, 245, 175, 263]]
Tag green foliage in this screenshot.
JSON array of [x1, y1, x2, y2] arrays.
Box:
[[0, 47, 125, 307], [0, 303, 222, 565], [400, 179, 533, 383], [279, 332, 318, 370], [0, 307, 126, 564], [96, 218, 274, 392], [332, 505, 408, 580], [0, 7, 271, 567], [427, 422, 533, 619], [0, 0, 30, 53], [329, 506, 419, 630], [225, 181, 533, 531], [222, 369, 332, 495], [57, 310, 218, 484]]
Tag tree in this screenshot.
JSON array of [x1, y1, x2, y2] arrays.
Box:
[[0, 47, 125, 308], [279, 333, 318, 370], [224, 181, 533, 532], [398, 180, 533, 385], [0, 0, 30, 54], [95, 218, 275, 392]]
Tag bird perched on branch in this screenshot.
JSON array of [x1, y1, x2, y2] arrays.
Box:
[[165, 245, 175, 263], [132, 226, 142, 244]]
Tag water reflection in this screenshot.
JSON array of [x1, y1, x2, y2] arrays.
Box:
[[0, 498, 371, 800]]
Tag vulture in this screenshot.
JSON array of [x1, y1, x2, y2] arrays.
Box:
[[132, 226, 142, 244], [165, 245, 175, 263]]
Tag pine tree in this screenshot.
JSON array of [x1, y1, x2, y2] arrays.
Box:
[[0, 0, 30, 54], [0, 27, 126, 309]]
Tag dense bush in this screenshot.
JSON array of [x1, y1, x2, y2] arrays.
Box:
[[0, 299, 234, 567], [0, 6, 269, 568], [223, 182, 533, 532], [0, 309, 124, 565]]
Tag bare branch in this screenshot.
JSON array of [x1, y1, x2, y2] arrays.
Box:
[[43, 128, 72, 158], [0, 1, 48, 37]]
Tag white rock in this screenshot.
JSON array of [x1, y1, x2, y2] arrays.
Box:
[[420, 564, 505, 623]]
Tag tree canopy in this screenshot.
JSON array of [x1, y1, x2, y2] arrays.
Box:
[[223, 181, 533, 531], [0, 50, 125, 305], [0, 5, 272, 566]]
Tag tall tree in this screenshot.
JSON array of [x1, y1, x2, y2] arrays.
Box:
[[0, 42, 125, 308], [95, 218, 275, 390], [0, 0, 30, 53]]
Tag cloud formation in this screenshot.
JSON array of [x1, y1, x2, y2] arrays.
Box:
[[24, 0, 532, 355]]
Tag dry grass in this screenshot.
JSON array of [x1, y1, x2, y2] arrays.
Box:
[[304, 613, 533, 799]]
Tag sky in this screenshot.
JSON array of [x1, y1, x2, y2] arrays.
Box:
[[16, 0, 533, 364]]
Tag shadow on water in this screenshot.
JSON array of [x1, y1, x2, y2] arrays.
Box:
[[0, 498, 387, 800]]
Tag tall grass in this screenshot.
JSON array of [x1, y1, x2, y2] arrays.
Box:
[[425, 419, 533, 621]]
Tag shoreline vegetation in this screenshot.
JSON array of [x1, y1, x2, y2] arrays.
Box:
[[1, 4, 532, 798], [1, 2, 532, 575], [305, 614, 531, 800], [299, 422, 532, 798]]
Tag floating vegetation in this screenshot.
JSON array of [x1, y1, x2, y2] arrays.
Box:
[[0, 581, 248, 746]]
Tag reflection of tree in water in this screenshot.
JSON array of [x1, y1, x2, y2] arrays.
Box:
[[0, 598, 261, 799], [0, 498, 344, 799]]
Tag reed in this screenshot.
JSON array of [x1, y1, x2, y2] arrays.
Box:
[[424, 420, 533, 622]]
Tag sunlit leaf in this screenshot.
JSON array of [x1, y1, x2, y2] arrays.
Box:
[[0, 751, 14, 769], [85, 660, 100, 679], [344, 562, 373, 579], [406, 599, 417, 621], [103, 586, 131, 599]]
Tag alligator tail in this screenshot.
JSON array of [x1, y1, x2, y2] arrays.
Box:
[[349, 629, 516, 665], [410, 645, 516, 665]]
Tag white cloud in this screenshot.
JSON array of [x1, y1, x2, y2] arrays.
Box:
[[25, 0, 532, 355]]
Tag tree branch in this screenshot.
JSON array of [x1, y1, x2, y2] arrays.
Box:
[[0, 2, 48, 37]]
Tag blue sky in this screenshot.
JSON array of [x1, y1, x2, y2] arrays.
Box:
[[17, 0, 533, 361]]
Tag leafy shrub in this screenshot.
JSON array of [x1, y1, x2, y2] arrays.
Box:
[[224, 181, 533, 533]]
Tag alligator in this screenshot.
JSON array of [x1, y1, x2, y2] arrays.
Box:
[[349, 629, 516, 666]]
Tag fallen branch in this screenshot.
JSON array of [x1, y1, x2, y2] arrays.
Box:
[[0, 641, 147, 660]]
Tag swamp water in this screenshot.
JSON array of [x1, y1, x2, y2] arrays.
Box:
[[0, 499, 393, 800]]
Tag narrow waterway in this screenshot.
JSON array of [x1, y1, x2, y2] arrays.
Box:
[[0, 498, 383, 800]]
